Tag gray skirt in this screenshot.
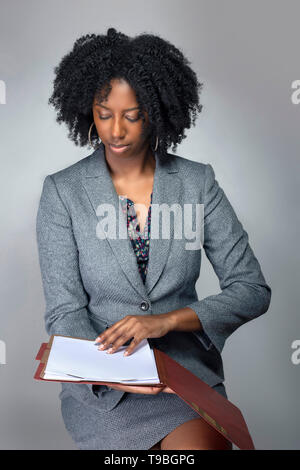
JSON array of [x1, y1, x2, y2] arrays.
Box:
[[60, 383, 228, 450]]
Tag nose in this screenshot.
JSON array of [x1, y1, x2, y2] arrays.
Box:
[[111, 116, 126, 141]]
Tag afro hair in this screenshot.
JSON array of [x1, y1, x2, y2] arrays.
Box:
[[48, 27, 203, 158]]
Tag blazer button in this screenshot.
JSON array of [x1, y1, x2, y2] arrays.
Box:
[[140, 301, 149, 311]]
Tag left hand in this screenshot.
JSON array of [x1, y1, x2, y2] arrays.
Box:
[[102, 383, 176, 394], [94, 314, 173, 356]]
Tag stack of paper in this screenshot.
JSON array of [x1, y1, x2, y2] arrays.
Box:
[[43, 336, 161, 384]]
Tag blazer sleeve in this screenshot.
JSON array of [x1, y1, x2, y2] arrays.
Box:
[[187, 163, 272, 354], [36, 175, 99, 341]]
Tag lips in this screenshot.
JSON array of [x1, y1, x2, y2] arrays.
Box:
[[109, 144, 130, 153], [110, 144, 129, 148]]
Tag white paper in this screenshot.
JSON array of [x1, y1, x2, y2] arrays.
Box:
[[43, 371, 82, 381], [44, 336, 160, 384]]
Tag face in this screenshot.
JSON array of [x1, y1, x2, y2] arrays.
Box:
[[92, 78, 151, 156]]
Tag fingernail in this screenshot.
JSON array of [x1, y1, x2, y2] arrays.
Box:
[[123, 351, 129, 356]]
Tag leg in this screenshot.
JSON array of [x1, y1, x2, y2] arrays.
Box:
[[160, 418, 232, 450], [149, 439, 162, 450]]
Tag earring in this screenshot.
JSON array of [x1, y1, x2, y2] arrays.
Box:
[[154, 136, 159, 152], [88, 122, 101, 148]]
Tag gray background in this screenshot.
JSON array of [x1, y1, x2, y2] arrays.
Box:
[[0, 0, 299, 450]]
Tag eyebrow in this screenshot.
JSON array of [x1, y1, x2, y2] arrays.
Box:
[[95, 104, 140, 112]]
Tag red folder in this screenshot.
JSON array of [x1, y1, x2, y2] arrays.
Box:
[[34, 336, 255, 450]]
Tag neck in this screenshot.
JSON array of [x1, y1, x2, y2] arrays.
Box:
[[104, 143, 156, 182]]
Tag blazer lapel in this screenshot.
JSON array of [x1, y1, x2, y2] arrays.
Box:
[[145, 155, 182, 296], [82, 142, 181, 299]]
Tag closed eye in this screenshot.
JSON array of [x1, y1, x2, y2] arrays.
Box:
[[98, 114, 140, 123]]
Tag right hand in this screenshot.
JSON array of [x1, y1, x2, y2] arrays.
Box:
[[105, 383, 175, 394]]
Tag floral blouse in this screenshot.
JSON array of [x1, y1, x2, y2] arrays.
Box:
[[119, 192, 153, 284]]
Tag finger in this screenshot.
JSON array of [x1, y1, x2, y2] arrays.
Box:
[[106, 384, 165, 394], [94, 317, 133, 347], [105, 334, 134, 354], [96, 326, 130, 352], [123, 336, 142, 356], [125, 386, 163, 394], [94, 323, 121, 345], [162, 386, 176, 394]]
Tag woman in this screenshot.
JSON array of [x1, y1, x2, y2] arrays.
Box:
[[36, 28, 271, 450]]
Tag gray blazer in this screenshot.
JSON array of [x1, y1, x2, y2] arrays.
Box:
[[36, 142, 271, 412]]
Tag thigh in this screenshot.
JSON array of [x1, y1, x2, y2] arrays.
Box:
[[149, 382, 230, 451], [160, 417, 232, 450], [149, 441, 162, 450]]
